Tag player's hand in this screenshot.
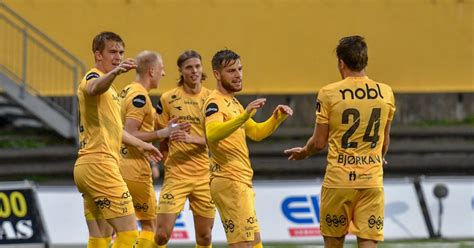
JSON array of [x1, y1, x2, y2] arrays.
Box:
[[383, 158, 388, 166], [169, 130, 193, 143], [245, 98, 266, 115], [113, 58, 136, 76], [273, 105, 293, 118], [137, 142, 163, 163], [156, 117, 191, 138], [284, 147, 309, 160]]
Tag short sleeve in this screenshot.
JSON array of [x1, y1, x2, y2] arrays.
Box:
[[315, 88, 330, 124], [204, 97, 225, 124], [154, 96, 170, 129]]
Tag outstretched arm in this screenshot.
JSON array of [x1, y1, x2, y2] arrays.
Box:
[[284, 123, 329, 160], [86, 58, 136, 96], [245, 105, 293, 141]]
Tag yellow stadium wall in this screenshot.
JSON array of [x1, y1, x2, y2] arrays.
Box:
[[2, 0, 473, 95]]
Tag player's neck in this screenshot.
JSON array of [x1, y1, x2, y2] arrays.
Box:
[[135, 76, 152, 92], [182, 82, 201, 95], [342, 69, 367, 79], [217, 83, 234, 97], [94, 62, 107, 74]]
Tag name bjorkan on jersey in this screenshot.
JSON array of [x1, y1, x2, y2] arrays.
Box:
[[340, 83, 384, 100], [338, 154, 382, 166]]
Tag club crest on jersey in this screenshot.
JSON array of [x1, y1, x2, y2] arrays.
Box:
[[155, 100, 163, 114], [85, 72, 100, 81], [132, 95, 146, 108], [205, 103, 219, 117]]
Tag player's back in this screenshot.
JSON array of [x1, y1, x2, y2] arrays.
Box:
[[317, 76, 395, 188]]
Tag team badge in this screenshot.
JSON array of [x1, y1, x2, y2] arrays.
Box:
[[132, 95, 146, 108], [205, 103, 219, 117]]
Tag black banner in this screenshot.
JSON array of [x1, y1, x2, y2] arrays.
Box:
[[0, 187, 48, 244]]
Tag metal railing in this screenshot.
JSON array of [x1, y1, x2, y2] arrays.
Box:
[[0, 2, 85, 140]]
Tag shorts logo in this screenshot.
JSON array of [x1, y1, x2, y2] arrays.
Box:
[[121, 145, 128, 156], [368, 215, 384, 230], [95, 198, 111, 209], [210, 163, 221, 172], [133, 95, 146, 108], [135, 203, 149, 212], [223, 219, 235, 233], [121, 191, 131, 199], [205, 103, 219, 117], [247, 217, 256, 224], [85, 72, 100, 81], [325, 214, 347, 227], [162, 193, 174, 200]]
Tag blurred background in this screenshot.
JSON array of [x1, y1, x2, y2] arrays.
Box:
[[0, 0, 472, 247]]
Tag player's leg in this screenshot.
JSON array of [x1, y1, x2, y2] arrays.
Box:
[[351, 187, 384, 248], [189, 179, 216, 248], [251, 191, 262, 248], [107, 214, 139, 248], [210, 178, 256, 248], [125, 179, 158, 248], [320, 187, 357, 248], [75, 163, 113, 248], [252, 232, 262, 248], [155, 178, 190, 247]]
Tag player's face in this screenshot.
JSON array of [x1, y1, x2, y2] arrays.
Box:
[[151, 57, 165, 89], [96, 40, 124, 73], [216, 59, 243, 93], [180, 58, 203, 88]]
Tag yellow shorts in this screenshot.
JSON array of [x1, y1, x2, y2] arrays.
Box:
[[320, 187, 384, 241], [74, 158, 134, 220], [124, 179, 157, 220], [157, 177, 215, 219], [210, 177, 260, 244]]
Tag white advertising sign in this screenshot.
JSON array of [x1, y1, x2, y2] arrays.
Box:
[[35, 178, 432, 245], [421, 177, 474, 238]]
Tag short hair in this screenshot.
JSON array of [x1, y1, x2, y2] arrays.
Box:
[[336, 35, 368, 72], [176, 50, 207, 85], [92, 31, 124, 53], [211, 49, 240, 71], [136, 51, 161, 76]]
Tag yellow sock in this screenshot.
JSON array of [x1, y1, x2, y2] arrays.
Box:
[[87, 236, 112, 248], [111, 230, 139, 248], [253, 242, 263, 248], [196, 245, 212, 248], [136, 230, 158, 248]]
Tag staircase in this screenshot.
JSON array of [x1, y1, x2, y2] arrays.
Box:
[[0, 2, 85, 141]]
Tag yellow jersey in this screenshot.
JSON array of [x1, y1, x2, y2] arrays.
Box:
[[204, 90, 253, 186], [76, 68, 123, 164], [119, 82, 155, 182], [317, 76, 396, 188], [155, 86, 211, 179]]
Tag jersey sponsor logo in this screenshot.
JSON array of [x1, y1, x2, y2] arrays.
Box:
[[120, 87, 131, 98], [168, 94, 182, 104], [178, 115, 200, 124], [85, 72, 100, 81], [155, 100, 163, 114], [337, 154, 382, 166], [184, 100, 198, 105], [132, 95, 146, 108], [339, 83, 384, 100], [205, 103, 219, 117]]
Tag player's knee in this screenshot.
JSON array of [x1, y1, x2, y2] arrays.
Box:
[[196, 231, 212, 245], [154, 229, 171, 245]]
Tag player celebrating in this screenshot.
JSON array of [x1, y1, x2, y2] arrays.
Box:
[[285, 36, 396, 248], [204, 49, 293, 248]]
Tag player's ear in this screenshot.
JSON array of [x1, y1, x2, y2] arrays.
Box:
[[338, 59, 345, 70], [94, 50, 102, 62], [213, 69, 220, 80]]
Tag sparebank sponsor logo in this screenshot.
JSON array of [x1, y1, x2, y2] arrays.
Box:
[[171, 213, 189, 240], [281, 195, 321, 237]]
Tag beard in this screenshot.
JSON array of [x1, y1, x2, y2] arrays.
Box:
[[221, 78, 242, 93]]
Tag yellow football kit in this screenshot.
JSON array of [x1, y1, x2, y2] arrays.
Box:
[[316, 76, 395, 240], [155, 86, 215, 218], [119, 82, 157, 220], [204, 89, 288, 244], [74, 68, 133, 220]]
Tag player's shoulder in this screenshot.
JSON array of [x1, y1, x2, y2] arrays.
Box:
[[83, 68, 103, 81], [204, 90, 222, 103], [160, 87, 181, 102]]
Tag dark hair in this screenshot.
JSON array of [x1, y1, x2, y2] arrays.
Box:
[[211, 49, 240, 71], [92, 31, 124, 53], [336, 35, 368, 72], [177, 50, 207, 85]]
